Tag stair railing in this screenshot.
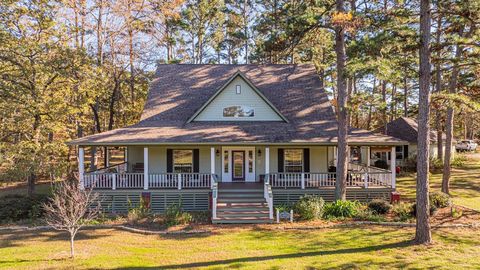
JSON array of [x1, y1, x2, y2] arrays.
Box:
[[264, 174, 274, 219], [211, 174, 218, 220]]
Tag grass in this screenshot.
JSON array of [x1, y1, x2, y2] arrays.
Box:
[[0, 182, 51, 198], [0, 226, 479, 269], [396, 153, 480, 211]]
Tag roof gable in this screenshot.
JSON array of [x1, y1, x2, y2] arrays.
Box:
[[188, 72, 287, 122]]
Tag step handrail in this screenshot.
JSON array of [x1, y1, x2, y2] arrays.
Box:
[[264, 174, 274, 219], [211, 174, 218, 220]]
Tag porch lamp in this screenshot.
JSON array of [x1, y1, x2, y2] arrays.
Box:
[[258, 149, 262, 157], [216, 149, 220, 156]]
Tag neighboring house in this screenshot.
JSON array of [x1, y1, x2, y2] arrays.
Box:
[[69, 64, 405, 223], [380, 117, 454, 166]]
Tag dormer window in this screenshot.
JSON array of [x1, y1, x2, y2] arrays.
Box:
[[223, 105, 254, 117], [236, 85, 241, 94]]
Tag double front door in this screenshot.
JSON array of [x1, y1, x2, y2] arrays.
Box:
[[222, 147, 256, 182]]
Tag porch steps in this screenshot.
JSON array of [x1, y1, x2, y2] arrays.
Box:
[[213, 186, 273, 224]]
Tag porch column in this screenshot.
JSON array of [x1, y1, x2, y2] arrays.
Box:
[[391, 146, 396, 189], [105, 147, 110, 167], [78, 147, 85, 190], [334, 146, 338, 166], [144, 147, 149, 190], [366, 146, 371, 167], [265, 147, 270, 174], [210, 147, 215, 174]]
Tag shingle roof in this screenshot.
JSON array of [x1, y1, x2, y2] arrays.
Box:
[[383, 117, 446, 143], [69, 64, 405, 146]]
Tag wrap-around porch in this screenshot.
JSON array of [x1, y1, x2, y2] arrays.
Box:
[[78, 145, 397, 191]]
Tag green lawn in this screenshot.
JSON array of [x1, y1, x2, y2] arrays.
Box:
[[396, 154, 480, 211], [0, 226, 479, 269], [0, 182, 52, 198]]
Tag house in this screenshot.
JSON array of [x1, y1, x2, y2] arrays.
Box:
[[380, 117, 454, 166], [69, 64, 405, 223]]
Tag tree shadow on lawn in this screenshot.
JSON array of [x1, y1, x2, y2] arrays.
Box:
[[0, 228, 113, 248], [114, 240, 413, 269]]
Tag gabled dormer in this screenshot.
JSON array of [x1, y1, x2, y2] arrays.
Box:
[[188, 72, 288, 122]]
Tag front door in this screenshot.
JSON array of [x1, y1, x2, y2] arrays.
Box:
[[232, 151, 245, 181]]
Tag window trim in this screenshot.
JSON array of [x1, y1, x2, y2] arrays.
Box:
[[222, 105, 255, 118], [172, 149, 193, 173], [284, 148, 304, 173]]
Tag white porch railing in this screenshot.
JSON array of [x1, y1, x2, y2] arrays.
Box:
[[84, 172, 214, 190], [264, 174, 274, 219], [211, 175, 218, 220], [269, 169, 392, 189]]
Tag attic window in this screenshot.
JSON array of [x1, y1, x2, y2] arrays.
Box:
[[236, 85, 241, 94], [223, 105, 254, 117]]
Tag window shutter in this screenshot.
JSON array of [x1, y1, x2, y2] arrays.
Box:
[[193, 149, 199, 173], [403, 145, 409, 159], [278, 148, 284, 172], [303, 148, 310, 172], [167, 149, 173, 173]]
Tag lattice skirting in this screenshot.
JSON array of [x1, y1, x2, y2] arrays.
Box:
[[272, 188, 394, 206], [93, 190, 211, 213]]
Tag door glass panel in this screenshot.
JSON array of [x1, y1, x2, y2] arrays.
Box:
[[233, 152, 244, 178], [224, 151, 229, 173], [248, 151, 253, 173]]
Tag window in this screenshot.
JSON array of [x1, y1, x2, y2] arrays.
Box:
[[236, 85, 241, 94], [396, 146, 404, 160], [223, 105, 255, 117], [173, 150, 193, 173], [284, 149, 303, 173], [350, 146, 361, 163]]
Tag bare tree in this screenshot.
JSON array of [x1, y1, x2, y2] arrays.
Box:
[[415, 0, 432, 245], [43, 180, 101, 258], [334, 0, 348, 201]]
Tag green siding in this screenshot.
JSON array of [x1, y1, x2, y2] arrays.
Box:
[[193, 77, 283, 121], [95, 190, 210, 213]]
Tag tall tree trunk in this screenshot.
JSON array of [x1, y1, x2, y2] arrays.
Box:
[[381, 81, 387, 129], [442, 39, 463, 195], [334, 0, 348, 201], [367, 78, 376, 130], [435, 13, 443, 161], [403, 73, 408, 117], [415, 0, 432, 245]]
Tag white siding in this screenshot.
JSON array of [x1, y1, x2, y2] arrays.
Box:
[[193, 76, 283, 121]]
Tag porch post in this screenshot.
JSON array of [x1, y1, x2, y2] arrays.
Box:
[[265, 147, 270, 174], [79, 147, 85, 190], [105, 147, 110, 167], [210, 147, 215, 174], [391, 146, 396, 189], [144, 147, 149, 190], [366, 146, 371, 167], [334, 146, 338, 166]]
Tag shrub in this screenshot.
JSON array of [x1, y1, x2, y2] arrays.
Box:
[[0, 194, 49, 223], [429, 192, 451, 208], [127, 198, 151, 224], [355, 209, 386, 222], [411, 203, 438, 217], [190, 211, 209, 223], [429, 158, 443, 171], [164, 203, 192, 226], [275, 204, 293, 213], [392, 202, 414, 222], [294, 195, 324, 220], [374, 160, 388, 170], [451, 154, 467, 168], [367, 199, 391, 215], [323, 200, 360, 218]]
